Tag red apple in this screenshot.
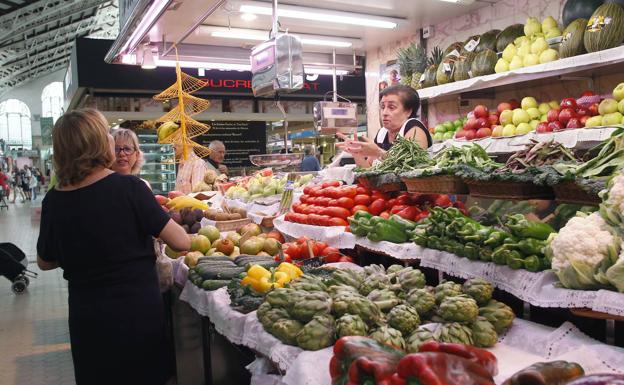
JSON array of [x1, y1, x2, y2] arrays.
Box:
[[548, 121, 564, 131], [509, 99, 520, 110], [558, 108, 578, 125], [536, 122, 550, 133], [488, 114, 499, 126], [588, 103, 599, 116], [476, 117, 489, 129], [581, 90, 595, 97], [476, 127, 492, 138], [576, 107, 590, 117], [464, 130, 477, 141], [455, 129, 466, 139], [560, 97, 578, 110], [464, 118, 478, 131], [547, 108, 561, 123], [580, 116, 590, 126], [497, 102, 512, 114], [474, 105, 489, 119], [566, 118, 582, 129]]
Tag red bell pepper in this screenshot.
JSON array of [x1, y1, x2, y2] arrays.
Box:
[[390, 205, 408, 215], [391, 352, 495, 385], [434, 195, 452, 208], [418, 341, 498, 377], [396, 194, 411, 205], [415, 209, 429, 222], [396, 206, 420, 221]]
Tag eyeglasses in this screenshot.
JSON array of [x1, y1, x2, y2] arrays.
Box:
[[115, 146, 136, 155]]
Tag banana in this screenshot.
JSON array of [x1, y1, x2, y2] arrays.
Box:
[[166, 196, 209, 210], [157, 121, 179, 142]]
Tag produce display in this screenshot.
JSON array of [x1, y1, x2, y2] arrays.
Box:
[[280, 236, 353, 264], [187, 255, 278, 291], [431, 118, 467, 142], [225, 170, 314, 202], [360, 137, 431, 174], [403, 144, 498, 178]]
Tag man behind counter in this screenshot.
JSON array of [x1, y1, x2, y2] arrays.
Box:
[[206, 140, 228, 176]]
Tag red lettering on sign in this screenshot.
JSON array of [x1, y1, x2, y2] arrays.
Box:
[[224, 80, 236, 88], [210, 79, 222, 88]]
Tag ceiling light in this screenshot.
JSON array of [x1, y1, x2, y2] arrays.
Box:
[[305, 67, 349, 75], [141, 46, 157, 69], [208, 27, 355, 47], [240, 12, 257, 21], [124, 0, 172, 54], [155, 58, 351, 75], [435, 0, 475, 3], [238, 1, 401, 29]]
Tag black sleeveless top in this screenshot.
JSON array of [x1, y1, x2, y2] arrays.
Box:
[[374, 118, 433, 151]]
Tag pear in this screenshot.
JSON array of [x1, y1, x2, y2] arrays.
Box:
[[522, 53, 540, 67], [542, 16, 558, 32], [530, 37, 549, 55], [524, 17, 541, 37], [502, 44, 517, 62], [495, 58, 509, 73], [509, 56, 524, 71], [539, 49, 559, 64], [545, 27, 562, 39]]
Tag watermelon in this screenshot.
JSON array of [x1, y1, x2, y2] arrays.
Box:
[[559, 18, 588, 57], [563, 0, 604, 26], [475, 29, 501, 53], [453, 52, 476, 81], [496, 24, 525, 53], [443, 42, 464, 57], [471, 49, 497, 77], [436, 58, 456, 85], [584, 2, 624, 52], [421, 65, 437, 88], [461, 35, 481, 54]]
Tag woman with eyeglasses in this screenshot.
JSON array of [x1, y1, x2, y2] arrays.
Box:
[[111, 128, 151, 187]]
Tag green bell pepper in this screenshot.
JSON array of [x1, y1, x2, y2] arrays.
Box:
[[492, 246, 512, 265], [483, 230, 511, 248], [479, 247, 493, 262], [505, 238, 547, 257], [427, 235, 444, 250], [349, 216, 372, 237], [506, 252, 525, 270], [523, 255, 542, 272], [463, 242, 480, 260], [412, 234, 428, 247], [354, 211, 373, 220], [367, 220, 408, 244], [505, 214, 556, 241], [389, 214, 417, 231]]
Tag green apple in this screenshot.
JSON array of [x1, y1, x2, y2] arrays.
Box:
[[521, 97, 538, 110], [599, 98, 619, 115], [443, 121, 454, 131], [619, 99, 624, 114], [512, 108, 531, 125], [453, 119, 463, 128], [434, 124, 446, 134], [509, 56, 524, 70], [502, 44, 517, 62], [526, 107, 540, 120], [499, 109, 514, 125], [502, 124, 516, 136], [433, 132, 444, 141], [443, 131, 454, 140], [584, 115, 603, 128], [539, 48, 559, 63], [540, 114, 548, 122], [538, 102, 551, 115], [549, 100, 560, 109], [613, 82, 624, 102], [530, 120, 540, 130], [603, 112, 624, 126], [515, 122, 533, 135], [523, 53, 540, 67]]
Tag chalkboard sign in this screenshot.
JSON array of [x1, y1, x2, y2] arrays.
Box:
[[40, 117, 54, 146], [196, 121, 267, 169]]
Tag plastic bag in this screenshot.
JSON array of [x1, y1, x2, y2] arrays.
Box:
[[154, 239, 173, 292]]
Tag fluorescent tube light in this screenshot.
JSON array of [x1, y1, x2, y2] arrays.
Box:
[[124, 0, 171, 54], [238, 1, 400, 29], [209, 28, 354, 47], [141, 47, 157, 69], [305, 67, 349, 75], [240, 12, 257, 21], [155, 58, 350, 75]]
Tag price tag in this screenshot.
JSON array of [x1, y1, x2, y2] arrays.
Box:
[[468, 70, 473, 78], [464, 38, 480, 52], [419, 73, 425, 82], [443, 62, 452, 73], [447, 49, 460, 58]]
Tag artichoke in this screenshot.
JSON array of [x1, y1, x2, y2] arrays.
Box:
[[386, 264, 405, 275], [369, 325, 406, 350], [438, 295, 479, 323], [437, 322, 474, 345], [462, 278, 494, 305], [287, 274, 327, 292], [434, 281, 463, 304], [329, 269, 363, 289], [290, 291, 331, 323], [398, 268, 426, 291], [256, 302, 272, 320], [471, 316, 498, 348], [406, 288, 436, 316], [387, 304, 421, 335], [479, 299, 515, 333], [332, 293, 384, 327], [406, 326, 438, 353], [265, 288, 302, 309], [364, 264, 386, 276], [336, 314, 369, 338], [296, 314, 336, 350], [367, 289, 402, 312], [328, 285, 360, 298], [270, 319, 304, 345], [359, 273, 390, 296], [258, 307, 291, 329]]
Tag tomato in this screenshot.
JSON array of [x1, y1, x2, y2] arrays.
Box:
[[345, 226, 351, 233], [322, 180, 341, 188], [338, 256, 354, 263], [371, 191, 389, 201], [285, 243, 301, 259], [329, 217, 349, 226], [390, 204, 408, 215], [342, 186, 357, 198], [291, 203, 301, 213], [312, 241, 324, 256], [396, 194, 411, 205], [303, 186, 314, 195], [387, 198, 398, 208], [299, 194, 310, 204], [337, 197, 355, 210], [296, 236, 310, 244], [325, 206, 351, 220], [299, 243, 312, 259], [353, 194, 372, 206], [434, 195, 452, 208], [311, 187, 324, 197], [324, 187, 340, 199], [316, 242, 328, 253], [282, 254, 292, 263], [319, 215, 332, 227], [356, 186, 371, 195], [379, 211, 391, 219], [352, 205, 369, 215], [323, 247, 341, 263], [369, 199, 386, 216], [314, 197, 327, 207], [284, 212, 294, 222]]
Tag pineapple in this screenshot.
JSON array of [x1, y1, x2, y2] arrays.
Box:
[[397, 43, 428, 90], [422, 46, 443, 88], [397, 44, 413, 86]]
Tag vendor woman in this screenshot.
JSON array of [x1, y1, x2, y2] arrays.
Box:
[[337, 84, 432, 167]]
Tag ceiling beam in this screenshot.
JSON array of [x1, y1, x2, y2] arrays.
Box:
[[0, 39, 73, 70], [1, 54, 68, 85], [0, 0, 64, 27], [0, 60, 68, 97]]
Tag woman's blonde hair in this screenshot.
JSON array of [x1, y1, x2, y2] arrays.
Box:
[[53, 109, 114, 187], [111, 128, 144, 175]]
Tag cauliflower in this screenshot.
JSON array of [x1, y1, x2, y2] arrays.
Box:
[[605, 173, 624, 213], [548, 212, 621, 290], [600, 173, 624, 230]]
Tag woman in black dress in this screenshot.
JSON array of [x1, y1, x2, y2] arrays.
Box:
[[37, 109, 190, 385], [336, 85, 432, 167]]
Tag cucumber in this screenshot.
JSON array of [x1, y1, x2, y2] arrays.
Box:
[[198, 256, 233, 263], [202, 280, 229, 290], [196, 266, 246, 280]]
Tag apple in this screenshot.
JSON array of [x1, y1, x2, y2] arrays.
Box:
[[476, 127, 492, 138], [538, 102, 551, 115], [584, 115, 603, 128], [580, 116, 590, 126], [547, 108, 561, 123], [464, 118, 479, 131], [613, 82, 624, 102], [491, 125, 504, 137], [603, 112, 624, 126], [434, 124, 446, 134], [581, 90, 595, 97], [499, 110, 514, 125], [512, 108, 531, 125], [558, 108, 577, 125], [619, 99, 624, 115], [548, 121, 564, 131], [465, 129, 477, 141], [474, 105, 489, 119], [536, 122, 550, 133], [455, 129, 466, 139], [549, 100, 560, 110], [540, 114, 548, 122], [488, 114, 499, 126], [433, 132, 444, 141], [453, 119, 463, 129], [509, 99, 520, 109], [497, 102, 512, 114], [566, 118, 583, 129], [502, 124, 516, 136], [526, 107, 540, 120], [443, 131, 454, 140], [476, 117, 489, 129], [576, 107, 590, 117], [599, 98, 619, 115], [515, 122, 533, 135], [443, 121, 454, 131], [588, 103, 599, 116], [521, 96, 538, 110], [560, 98, 578, 110], [530, 120, 540, 130]]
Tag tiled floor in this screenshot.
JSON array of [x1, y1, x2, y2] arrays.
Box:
[[0, 197, 76, 384]]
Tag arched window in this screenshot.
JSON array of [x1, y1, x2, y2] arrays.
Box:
[[0, 99, 32, 149], [41, 81, 64, 122]]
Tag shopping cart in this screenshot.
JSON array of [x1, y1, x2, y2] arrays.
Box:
[[0, 243, 37, 294]]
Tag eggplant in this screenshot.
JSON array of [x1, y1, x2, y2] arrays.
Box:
[[566, 374, 624, 385]]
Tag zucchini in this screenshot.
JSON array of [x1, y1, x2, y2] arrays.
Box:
[[202, 280, 229, 290], [198, 256, 233, 263], [196, 266, 246, 280]]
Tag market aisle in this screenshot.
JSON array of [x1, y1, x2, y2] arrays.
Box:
[[0, 199, 76, 385]]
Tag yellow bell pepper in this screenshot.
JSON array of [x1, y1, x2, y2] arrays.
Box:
[[277, 262, 303, 279], [273, 271, 291, 286], [247, 264, 271, 280], [257, 276, 274, 292]]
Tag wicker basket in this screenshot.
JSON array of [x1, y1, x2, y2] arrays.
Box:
[[357, 174, 406, 193], [466, 180, 554, 200], [553, 181, 601, 205], [213, 218, 251, 232], [402, 175, 468, 194]]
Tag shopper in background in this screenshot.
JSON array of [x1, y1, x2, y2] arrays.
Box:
[[300, 145, 321, 172], [0, 169, 8, 199], [10, 169, 25, 203], [37, 108, 190, 385], [175, 144, 210, 194], [29, 167, 38, 200], [111, 128, 151, 189], [22, 165, 31, 200], [206, 140, 228, 175], [336, 84, 432, 167]]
